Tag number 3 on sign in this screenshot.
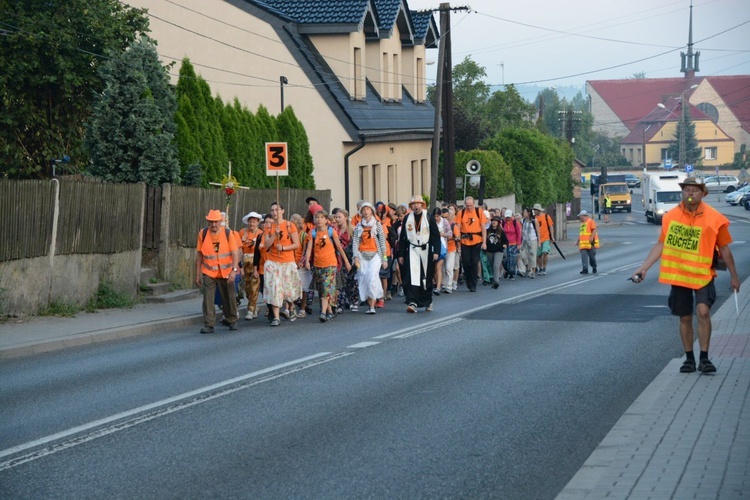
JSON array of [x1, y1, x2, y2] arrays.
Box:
[[265, 142, 288, 177]]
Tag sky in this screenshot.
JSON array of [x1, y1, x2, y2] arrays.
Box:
[[406, 0, 750, 97]]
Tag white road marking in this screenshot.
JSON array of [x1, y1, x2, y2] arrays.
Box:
[[0, 352, 350, 469], [394, 318, 464, 339], [347, 342, 380, 349]]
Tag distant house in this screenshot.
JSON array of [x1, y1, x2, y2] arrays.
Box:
[[587, 76, 748, 168], [125, 0, 438, 213], [586, 4, 750, 169]]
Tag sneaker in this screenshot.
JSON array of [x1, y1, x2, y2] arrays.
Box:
[[270, 318, 280, 327], [375, 299, 385, 308], [385, 291, 393, 300], [407, 303, 418, 313], [698, 359, 716, 373], [281, 309, 290, 319], [492, 282, 499, 289], [297, 310, 306, 318], [426, 303, 433, 312], [679, 359, 696, 373], [469, 287, 476, 292], [305, 306, 313, 315], [580, 269, 589, 274], [245, 311, 254, 320], [529, 274, 535, 279], [200, 326, 214, 334], [319, 313, 327, 323], [220, 318, 230, 326], [443, 287, 452, 294], [336, 307, 343, 314], [351, 304, 359, 312], [228, 323, 238, 331], [397, 287, 405, 297], [452, 283, 458, 291], [433, 289, 440, 296], [288, 310, 297, 322], [592, 267, 597, 274], [509, 275, 515, 281], [366, 307, 376, 314]]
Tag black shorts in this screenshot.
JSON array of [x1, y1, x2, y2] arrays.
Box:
[[667, 281, 716, 317]]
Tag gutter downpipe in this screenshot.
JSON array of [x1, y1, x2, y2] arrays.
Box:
[[344, 135, 366, 213]]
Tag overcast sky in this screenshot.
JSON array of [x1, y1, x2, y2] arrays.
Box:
[[406, 0, 749, 93]]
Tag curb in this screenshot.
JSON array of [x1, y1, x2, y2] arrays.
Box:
[[0, 315, 203, 360]]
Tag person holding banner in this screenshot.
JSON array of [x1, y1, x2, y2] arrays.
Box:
[[263, 201, 302, 327]]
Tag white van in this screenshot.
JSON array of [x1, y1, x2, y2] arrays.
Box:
[[643, 172, 686, 223]]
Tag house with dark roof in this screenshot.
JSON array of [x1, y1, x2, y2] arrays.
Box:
[[126, 0, 438, 213], [586, 4, 749, 169]]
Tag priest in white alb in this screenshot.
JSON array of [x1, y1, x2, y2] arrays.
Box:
[[397, 195, 441, 313]]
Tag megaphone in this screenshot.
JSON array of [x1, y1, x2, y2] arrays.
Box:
[[466, 160, 481, 175]]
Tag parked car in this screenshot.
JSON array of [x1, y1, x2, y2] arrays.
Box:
[[702, 175, 740, 193], [725, 185, 750, 205], [625, 174, 641, 188]]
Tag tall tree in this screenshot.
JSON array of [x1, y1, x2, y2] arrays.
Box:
[[486, 84, 536, 132], [666, 114, 702, 167], [85, 38, 179, 186], [0, 0, 149, 178]]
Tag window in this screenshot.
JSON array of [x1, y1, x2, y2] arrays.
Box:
[[704, 147, 717, 160], [416, 58, 425, 102], [382, 52, 389, 100], [353, 47, 364, 100], [411, 160, 419, 196], [387, 165, 396, 202], [372, 164, 381, 202], [392, 54, 400, 101], [421, 159, 429, 195], [360, 165, 370, 201]]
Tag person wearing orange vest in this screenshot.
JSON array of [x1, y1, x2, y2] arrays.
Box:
[[195, 209, 240, 334], [264, 201, 302, 326], [574, 210, 599, 274], [533, 203, 555, 275], [239, 211, 263, 320], [631, 177, 740, 374], [456, 196, 487, 292]]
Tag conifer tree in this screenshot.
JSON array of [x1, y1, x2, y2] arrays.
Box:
[[85, 37, 179, 186]]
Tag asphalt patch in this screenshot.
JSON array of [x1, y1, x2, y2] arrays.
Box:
[[468, 294, 670, 323]]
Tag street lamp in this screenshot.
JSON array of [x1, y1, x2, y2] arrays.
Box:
[[279, 76, 288, 113], [642, 123, 653, 170]]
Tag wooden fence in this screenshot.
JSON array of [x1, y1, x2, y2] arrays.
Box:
[[0, 180, 54, 261]]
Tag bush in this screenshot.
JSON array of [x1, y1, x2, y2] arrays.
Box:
[[86, 282, 138, 312]]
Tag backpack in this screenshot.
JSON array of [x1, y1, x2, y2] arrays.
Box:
[[201, 227, 231, 246], [310, 226, 334, 240]]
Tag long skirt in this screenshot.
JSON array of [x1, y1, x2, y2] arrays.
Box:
[[357, 257, 383, 302], [263, 260, 301, 307]]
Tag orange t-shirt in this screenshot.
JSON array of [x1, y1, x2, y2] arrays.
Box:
[[239, 228, 262, 255], [312, 227, 338, 268], [265, 220, 297, 263], [456, 208, 487, 246], [358, 225, 378, 252]]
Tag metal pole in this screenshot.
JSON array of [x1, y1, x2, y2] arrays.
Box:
[[280, 76, 288, 113]]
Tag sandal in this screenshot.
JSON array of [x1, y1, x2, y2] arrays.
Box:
[[698, 359, 716, 373], [679, 359, 696, 373]]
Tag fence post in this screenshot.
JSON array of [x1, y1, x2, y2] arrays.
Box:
[[159, 183, 171, 280]]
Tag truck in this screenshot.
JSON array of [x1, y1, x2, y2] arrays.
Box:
[[591, 174, 632, 213], [642, 171, 686, 224]]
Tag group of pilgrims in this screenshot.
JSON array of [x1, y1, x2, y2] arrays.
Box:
[[200, 194, 555, 331]]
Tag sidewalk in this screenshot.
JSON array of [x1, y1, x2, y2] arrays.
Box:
[[558, 279, 750, 500]]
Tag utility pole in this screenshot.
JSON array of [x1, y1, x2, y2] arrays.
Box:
[[428, 3, 469, 208]]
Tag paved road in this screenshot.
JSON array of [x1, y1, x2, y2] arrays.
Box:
[[1, 212, 747, 498]]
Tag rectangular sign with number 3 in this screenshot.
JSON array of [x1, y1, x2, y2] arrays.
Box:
[[265, 142, 288, 176]]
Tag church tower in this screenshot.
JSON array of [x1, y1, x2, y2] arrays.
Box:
[[680, 0, 700, 78]]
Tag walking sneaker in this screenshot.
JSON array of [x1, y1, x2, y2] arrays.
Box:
[[245, 311, 254, 320], [351, 304, 359, 312], [200, 326, 214, 334], [385, 291, 393, 300], [288, 310, 297, 322], [228, 323, 238, 331], [375, 298, 385, 308], [397, 286, 405, 297], [443, 287, 452, 294], [297, 309, 307, 318], [426, 303, 433, 312], [281, 309, 291, 319], [592, 267, 597, 274], [452, 282, 458, 291], [270, 318, 280, 327], [407, 303, 418, 313], [580, 269, 589, 274], [433, 289, 440, 296], [698, 359, 716, 373], [366, 306, 376, 314], [336, 307, 344, 314], [305, 306, 313, 315]]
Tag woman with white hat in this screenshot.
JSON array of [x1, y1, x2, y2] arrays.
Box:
[[352, 202, 388, 314]]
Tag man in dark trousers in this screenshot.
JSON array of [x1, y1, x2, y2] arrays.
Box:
[[398, 195, 440, 313], [455, 196, 487, 292]]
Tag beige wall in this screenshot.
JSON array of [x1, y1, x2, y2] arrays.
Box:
[[346, 140, 431, 206], [640, 122, 734, 167], [126, 1, 432, 217], [587, 84, 630, 138], [692, 81, 749, 155]]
